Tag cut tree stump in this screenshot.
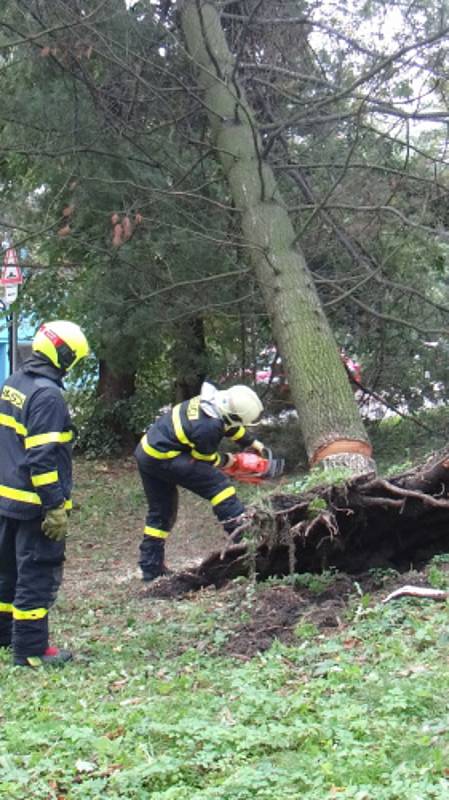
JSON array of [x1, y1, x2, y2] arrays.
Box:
[[146, 447, 449, 596]]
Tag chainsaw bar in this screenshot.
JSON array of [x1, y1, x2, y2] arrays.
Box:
[[263, 456, 285, 480]]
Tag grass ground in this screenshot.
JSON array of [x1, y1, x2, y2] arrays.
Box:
[[1, 446, 449, 799]]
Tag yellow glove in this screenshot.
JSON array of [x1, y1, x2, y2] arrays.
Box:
[[42, 503, 68, 542], [248, 439, 265, 456]]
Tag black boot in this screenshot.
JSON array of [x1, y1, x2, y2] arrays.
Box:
[[139, 537, 166, 582], [0, 614, 12, 649], [142, 563, 173, 582], [14, 645, 73, 668]]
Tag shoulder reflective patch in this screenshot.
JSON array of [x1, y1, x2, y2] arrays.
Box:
[[1, 386, 26, 409], [186, 396, 201, 420]]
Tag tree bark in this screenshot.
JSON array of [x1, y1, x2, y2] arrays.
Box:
[[97, 359, 137, 451], [178, 0, 373, 471], [172, 316, 208, 402]]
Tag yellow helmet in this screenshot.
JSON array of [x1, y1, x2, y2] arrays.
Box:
[[215, 385, 263, 426], [32, 320, 90, 372]]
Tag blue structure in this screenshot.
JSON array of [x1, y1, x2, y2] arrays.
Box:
[[0, 245, 35, 383], [0, 313, 35, 384]]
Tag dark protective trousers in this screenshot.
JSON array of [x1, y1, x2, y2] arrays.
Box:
[[0, 515, 65, 657], [135, 451, 245, 577]]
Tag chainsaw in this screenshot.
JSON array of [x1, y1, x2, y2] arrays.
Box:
[[221, 448, 285, 484]]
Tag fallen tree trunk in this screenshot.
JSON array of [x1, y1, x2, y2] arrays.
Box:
[[147, 448, 449, 596], [178, 0, 373, 472]]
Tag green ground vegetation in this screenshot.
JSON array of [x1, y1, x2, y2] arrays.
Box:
[[1, 413, 449, 799], [2, 586, 449, 800]]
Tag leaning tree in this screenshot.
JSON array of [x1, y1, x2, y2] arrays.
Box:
[[178, 0, 374, 472]]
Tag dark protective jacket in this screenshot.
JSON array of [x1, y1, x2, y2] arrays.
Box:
[[141, 395, 257, 465], [0, 355, 74, 520]]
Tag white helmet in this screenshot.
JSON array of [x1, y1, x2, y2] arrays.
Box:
[[215, 385, 263, 426]]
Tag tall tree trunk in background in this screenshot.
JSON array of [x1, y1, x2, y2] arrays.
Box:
[[172, 316, 208, 401], [178, 0, 374, 474], [97, 360, 137, 450]]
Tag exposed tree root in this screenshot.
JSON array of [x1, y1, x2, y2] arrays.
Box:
[[146, 447, 449, 596], [382, 586, 448, 603]]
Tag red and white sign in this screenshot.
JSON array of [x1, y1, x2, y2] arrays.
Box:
[[1, 248, 23, 285], [2, 284, 18, 305]]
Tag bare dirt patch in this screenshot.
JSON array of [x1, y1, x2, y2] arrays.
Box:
[[224, 580, 351, 656], [142, 565, 449, 657], [229, 567, 449, 656]]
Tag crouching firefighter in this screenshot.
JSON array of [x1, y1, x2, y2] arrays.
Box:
[[0, 321, 89, 667], [135, 382, 266, 582]]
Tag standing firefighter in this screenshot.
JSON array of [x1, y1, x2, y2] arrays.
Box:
[[135, 381, 265, 581], [0, 321, 89, 667]]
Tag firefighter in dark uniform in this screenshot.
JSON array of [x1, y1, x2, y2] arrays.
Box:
[[135, 381, 266, 581], [0, 320, 89, 667]]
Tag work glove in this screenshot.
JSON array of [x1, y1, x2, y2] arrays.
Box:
[[42, 503, 68, 542], [248, 439, 266, 456]]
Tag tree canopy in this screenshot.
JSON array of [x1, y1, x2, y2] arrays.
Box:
[[1, 0, 449, 453]]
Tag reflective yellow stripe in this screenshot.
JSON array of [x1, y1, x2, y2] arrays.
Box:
[[191, 449, 218, 462], [24, 431, 73, 449], [0, 485, 41, 504], [211, 486, 236, 507], [144, 526, 169, 539], [0, 484, 71, 508], [141, 434, 181, 460], [172, 404, 194, 448], [229, 426, 246, 441], [31, 471, 59, 487], [12, 606, 48, 621], [0, 602, 13, 614], [0, 413, 27, 437]]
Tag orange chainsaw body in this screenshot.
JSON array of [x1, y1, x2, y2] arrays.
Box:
[[221, 451, 284, 484]]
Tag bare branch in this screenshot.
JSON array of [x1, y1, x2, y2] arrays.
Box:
[[0, 0, 111, 51]]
